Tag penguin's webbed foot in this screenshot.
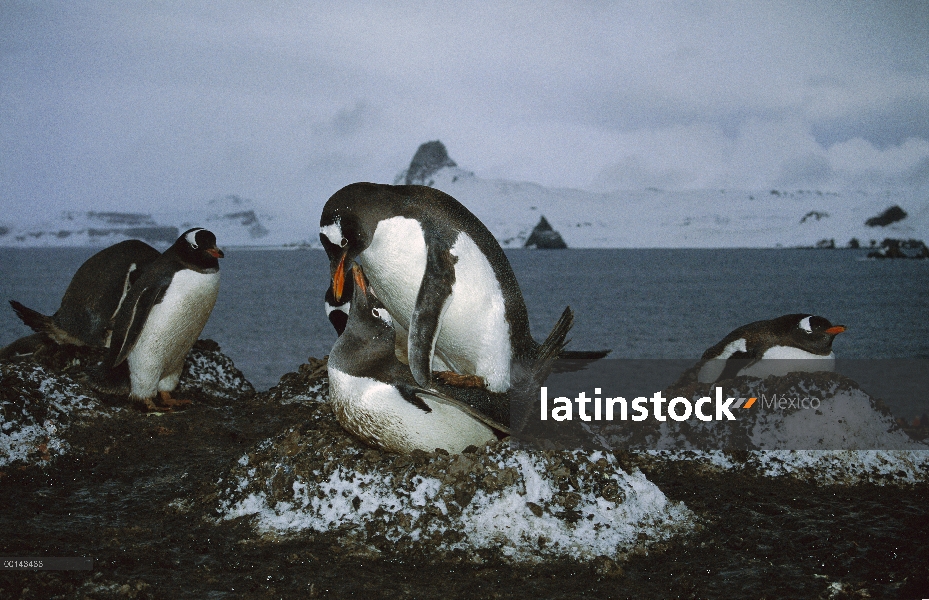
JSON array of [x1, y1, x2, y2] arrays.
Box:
[[158, 391, 192, 409], [434, 371, 486, 389], [136, 392, 192, 413]]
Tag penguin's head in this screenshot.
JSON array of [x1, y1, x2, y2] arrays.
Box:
[[787, 314, 846, 353], [342, 263, 394, 344], [320, 209, 369, 304], [176, 228, 224, 269], [324, 276, 353, 336]]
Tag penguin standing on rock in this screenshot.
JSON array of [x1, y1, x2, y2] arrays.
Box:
[[696, 314, 846, 383], [328, 264, 572, 454], [8, 240, 161, 349], [320, 182, 605, 393], [92, 228, 223, 411]]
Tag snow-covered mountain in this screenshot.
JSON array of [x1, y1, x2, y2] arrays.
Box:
[[2, 143, 926, 248], [0, 195, 311, 249]]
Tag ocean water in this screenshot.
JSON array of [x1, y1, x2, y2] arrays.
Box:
[[2, 247, 928, 391]]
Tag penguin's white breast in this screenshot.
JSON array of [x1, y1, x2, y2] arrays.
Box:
[[440, 232, 510, 389], [737, 345, 835, 379], [359, 220, 511, 390], [130, 270, 220, 373], [358, 216, 427, 331]]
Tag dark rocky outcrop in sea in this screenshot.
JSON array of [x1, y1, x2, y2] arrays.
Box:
[[866, 238, 929, 259], [523, 216, 568, 249]]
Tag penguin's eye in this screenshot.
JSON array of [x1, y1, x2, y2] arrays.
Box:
[[340, 237, 348, 248], [372, 308, 391, 323]]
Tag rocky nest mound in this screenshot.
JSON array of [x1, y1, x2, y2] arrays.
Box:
[[0, 338, 253, 468], [217, 392, 694, 564]]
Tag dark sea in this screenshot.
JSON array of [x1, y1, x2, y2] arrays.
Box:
[[2, 247, 927, 390]]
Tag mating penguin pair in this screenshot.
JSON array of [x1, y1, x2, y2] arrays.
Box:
[[9, 240, 161, 349], [328, 264, 572, 454], [320, 182, 606, 394], [8, 228, 224, 411], [696, 314, 846, 383]]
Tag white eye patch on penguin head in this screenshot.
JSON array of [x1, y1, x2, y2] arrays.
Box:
[[371, 307, 392, 325], [798, 315, 846, 336], [184, 227, 205, 249], [799, 316, 813, 333], [177, 227, 223, 260]]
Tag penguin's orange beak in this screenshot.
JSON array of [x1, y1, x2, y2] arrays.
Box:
[[332, 251, 348, 302], [352, 264, 367, 295], [826, 325, 846, 335], [207, 247, 224, 258]]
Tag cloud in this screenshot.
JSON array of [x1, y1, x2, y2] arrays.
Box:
[[1, 1, 928, 218]]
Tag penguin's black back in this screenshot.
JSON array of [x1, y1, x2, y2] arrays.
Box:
[[49, 240, 160, 347]]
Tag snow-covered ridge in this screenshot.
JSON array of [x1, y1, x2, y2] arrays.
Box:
[[2, 145, 926, 248]]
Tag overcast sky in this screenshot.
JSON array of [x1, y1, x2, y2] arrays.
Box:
[[2, 1, 928, 220]]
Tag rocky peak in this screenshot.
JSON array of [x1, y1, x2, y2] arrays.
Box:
[[403, 141, 457, 186], [524, 216, 568, 249]]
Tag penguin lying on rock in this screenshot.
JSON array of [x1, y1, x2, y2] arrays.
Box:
[[696, 314, 846, 383], [9, 240, 161, 349], [327, 264, 572, 454], [91, 228, 224, 412], [320, 182, 607, 393]]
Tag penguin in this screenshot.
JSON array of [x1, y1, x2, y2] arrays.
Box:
[[92, 228, 223, 411], [328, 264, 572, 454], [696, 314, 846, 384], [320, 182, 605, 393], [9, 240, 161, 348]]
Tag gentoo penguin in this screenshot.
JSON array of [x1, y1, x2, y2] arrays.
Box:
[[320, 182, 600, 393], [697, 314, 846, 384], [9, 240, 161, 348], [92, 228, 223, 411], [328, 264, 572, 454]]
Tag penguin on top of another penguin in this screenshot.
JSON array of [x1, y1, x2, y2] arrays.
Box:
[[319, 182, 608, 394], [6, 240, 161, 355], [327, 263, 572, 454], [91, 228, 224, 412], [696, 313, 846, 384]]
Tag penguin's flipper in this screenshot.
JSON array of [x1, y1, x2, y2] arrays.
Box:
[[717, 350, 759, 382], [109, 275, 172, 367], [407, 244, 457, 388], [412, 385, 512, 436]]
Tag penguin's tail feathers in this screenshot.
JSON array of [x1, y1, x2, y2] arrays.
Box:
[[535, 306, 574, 368], [509, 306, 573, 435], [10, 300, 54, 334], [87, 360, 131, 396], [9, 300, 82, 346]]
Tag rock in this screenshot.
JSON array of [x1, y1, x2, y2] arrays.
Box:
[[524, 216, 568, 249], [866, 238, 928, 259], [217, 382, 693, 563], [0, 338, 252, 467], [865, 205, 907, 227], [402, 141, 458, 186]]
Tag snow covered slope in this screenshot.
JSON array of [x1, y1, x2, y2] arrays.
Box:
[[2, 144, 926, 248], [417, 166, 928, 248]]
